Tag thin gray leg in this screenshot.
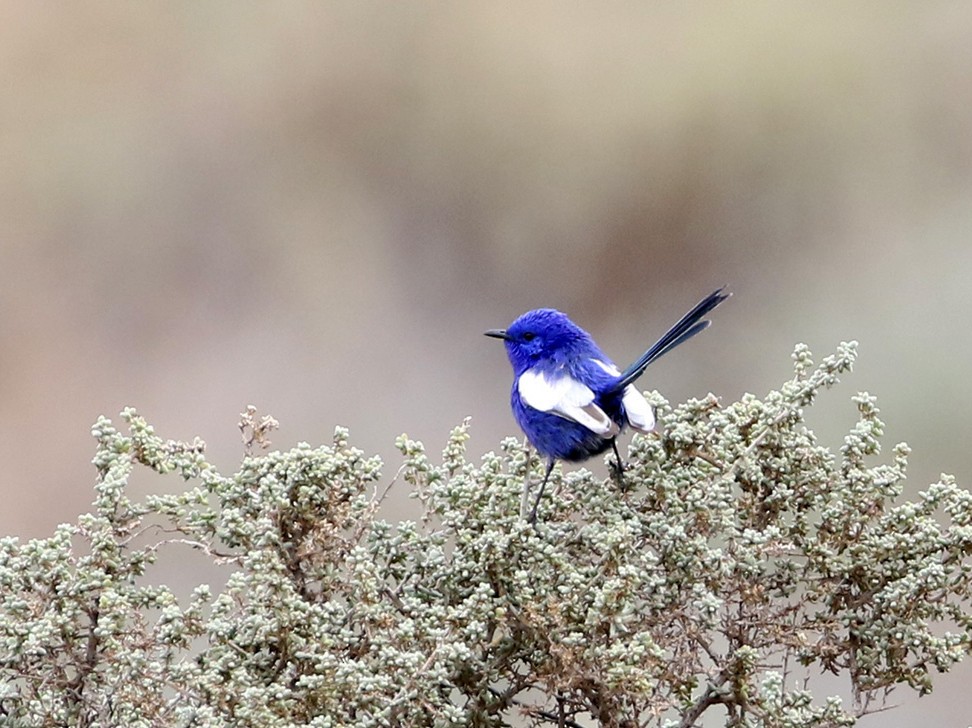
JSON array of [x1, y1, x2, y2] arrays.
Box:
[[528, 460, 556, 524], [611, 439, 627, 490]]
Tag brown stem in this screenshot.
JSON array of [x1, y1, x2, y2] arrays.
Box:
[[678, 673, 730, 728]]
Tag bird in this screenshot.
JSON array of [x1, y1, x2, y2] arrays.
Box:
[[486, 288, 729, 523]]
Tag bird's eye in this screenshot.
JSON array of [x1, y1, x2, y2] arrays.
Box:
[[522, 332, 536, 342]]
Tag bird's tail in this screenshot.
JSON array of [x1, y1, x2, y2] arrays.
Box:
[[607, 287, 730, 394]]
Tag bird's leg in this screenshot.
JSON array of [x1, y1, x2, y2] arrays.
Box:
[[610, 438, 627, 490], [528, 460, 556, 525]]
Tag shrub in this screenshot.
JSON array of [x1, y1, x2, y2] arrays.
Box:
[[2, 342, 970, 727]]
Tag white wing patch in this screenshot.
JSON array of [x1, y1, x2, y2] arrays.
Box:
[[623, 385, 655, 433], [594, 359, 655, 433], [592, 359, 621, 376], [518, 369, 620, 437]]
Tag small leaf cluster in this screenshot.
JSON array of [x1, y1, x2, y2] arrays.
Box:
[[1, 344, 971, 727]]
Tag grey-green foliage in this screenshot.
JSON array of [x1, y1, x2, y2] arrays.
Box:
[[2, 343, 972, 728]]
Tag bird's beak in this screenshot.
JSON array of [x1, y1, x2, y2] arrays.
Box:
[[484, 328, 511, 341]]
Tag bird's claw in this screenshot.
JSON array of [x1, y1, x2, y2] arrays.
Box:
[[609, 458, 628, 491]]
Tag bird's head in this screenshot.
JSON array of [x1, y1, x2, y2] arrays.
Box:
[[485, 308, 593, 374]]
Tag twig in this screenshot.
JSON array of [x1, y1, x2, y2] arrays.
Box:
[[678, 673, 730, 728], [352, 463, 407, 543]]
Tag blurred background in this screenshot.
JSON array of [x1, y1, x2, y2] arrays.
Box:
[[2, 3, 971, 723]]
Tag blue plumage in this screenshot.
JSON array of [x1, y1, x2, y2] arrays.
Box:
[[486, 288, 729, 522], [510, 353, 620, 462]]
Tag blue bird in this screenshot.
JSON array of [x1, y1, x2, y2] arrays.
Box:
[[486, 288, 729, 522]]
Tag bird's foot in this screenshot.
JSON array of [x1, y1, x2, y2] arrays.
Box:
[[609, 458, 629, 491], [527, 502, 540, 526], [610, 441, 629, 492]]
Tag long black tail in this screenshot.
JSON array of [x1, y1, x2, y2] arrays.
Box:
[[607, 287, 730, 394]]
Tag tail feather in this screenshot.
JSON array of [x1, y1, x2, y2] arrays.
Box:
[[608, 288, 729, 393]]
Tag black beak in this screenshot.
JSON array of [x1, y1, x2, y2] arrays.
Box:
[[484, 329, 511, 341]]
